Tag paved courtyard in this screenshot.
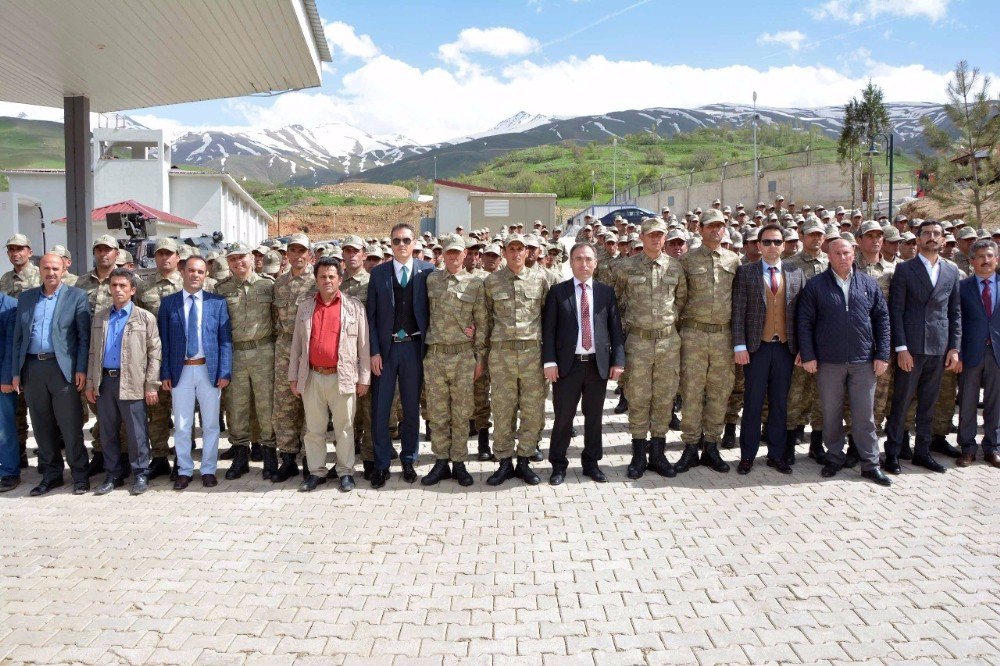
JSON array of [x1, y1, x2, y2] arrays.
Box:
[[1, 389, 998, 665]]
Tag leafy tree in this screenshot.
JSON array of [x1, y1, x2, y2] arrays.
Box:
[[838, 82, 890, 215]]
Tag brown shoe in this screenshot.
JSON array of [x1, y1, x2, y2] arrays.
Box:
[[173, 475, 191, 491], [202, 474, 218, 487], [986, 452, 1000, 468], [956, 451, 975, 467]]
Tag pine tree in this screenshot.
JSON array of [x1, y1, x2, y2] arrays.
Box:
[[838, 83, 890, 216]]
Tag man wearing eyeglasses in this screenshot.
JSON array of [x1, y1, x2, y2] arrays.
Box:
[[366, 223, 434, 488]]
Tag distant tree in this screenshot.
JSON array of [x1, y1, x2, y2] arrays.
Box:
[[920, 60, 1000, 226], [838, 82, 890, 215]]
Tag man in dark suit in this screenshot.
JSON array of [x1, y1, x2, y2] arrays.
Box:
[[10, 253, 91, 495], [885, 219, 962, 474], [366, 222, 434, 488], [731, 223, 807, 475], [542, 243, 625, 485], [956, 238, 1000, 469], [158, 256, 232, 490]]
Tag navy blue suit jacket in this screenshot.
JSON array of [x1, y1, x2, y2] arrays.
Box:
[[542, 278, 625, 380], [11, 285, 90, 384], [157, 290, 233, 386], [888, 256, 961, 356], [0, 294, 17, 385], [366, 259, 434, 357], [958, 274, 1000, 369]]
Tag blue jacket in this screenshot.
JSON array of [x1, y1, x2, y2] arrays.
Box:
[[797, 268, 890, 364], [0, 294, 17, 385], [11, 285, 90, 384], [157, 290, 233, 386], [958, 274, 1000, 369], [365, 259, 434, 357]]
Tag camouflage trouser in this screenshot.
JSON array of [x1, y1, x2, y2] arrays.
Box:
[[787, 365, 823, 429], [624, 333, 681, 439], [227, 345, 275, 448], [679, 328, 735, 446], [933, 369, 959, 437], [355, 391, 373, 461], [389, 388, 403, 437], [489, 345, 546, 459], [472, 368, 491, 430], [425, 348, 476, 461], [147, 387, 173, 458], [725, 364, 745, 425], [273, 341, 305, 454]]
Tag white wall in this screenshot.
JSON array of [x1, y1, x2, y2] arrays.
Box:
[[434, 185, 471, 235], [169, 175, 220, 237], [4, 174, 67, 223], [94, 159, 168, 210]]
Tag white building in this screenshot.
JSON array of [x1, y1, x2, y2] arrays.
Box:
[[1, 126, 272, 261], [433, 179, 557, 235]]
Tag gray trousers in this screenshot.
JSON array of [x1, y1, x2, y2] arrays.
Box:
[[23, 356, 88, 484], [958, 352, 1000, 455], [96, 374, 151, 478], [816, 362, 880, 471]]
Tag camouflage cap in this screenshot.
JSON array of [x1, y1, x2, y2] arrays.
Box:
[[153, 237, 177, 254], [115, 250, 133, 266], [286, 232, 310, 249], [5, 233, 30, 248], [783, 229, 799, 241], [835, 205, 846, 214], [665, 228, 686, 243], [824, 224, 840, 236], [953, 218, 967, 227], [523, 234, 542, 248], [840, 232, 857, 244], [719, 233, 732, 245], [901, 231, 917, 242], [504, 233, 526, 247], [264, 238, 282, 249], [801, 218, 825, 235], [851, 209, 863, 218], [956, 226, 978, 241], [253, 245, 269, 255], [465, 237, 484, 250], [859, 220, 884, 236], [945, 234, 957, 244], [439, 234, 466, 252], [226, 241, 253, 257], [176, 245, 194, 261], [483, 243, 503, 256], [882, 226, 901, 242], [340, 234, 364, 250], [820, 210, 833, 220], [50, 244, 71, 260], [744, 227, 760, 242], [263, 250, 282, 272], [327, 244, 344, 259], [365, 244, 383, 259], [92, 233, 118, 250], [641, 217, 668, 234]]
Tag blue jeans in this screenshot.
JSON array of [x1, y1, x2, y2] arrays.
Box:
[[0, 391, 18, 478], [171, 365, 222, 477]]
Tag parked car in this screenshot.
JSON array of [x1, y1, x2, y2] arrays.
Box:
[[598, 207, 655, 227]]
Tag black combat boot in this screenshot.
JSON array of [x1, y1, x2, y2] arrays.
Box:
[[224, 445, 250, 480], [721, 423, 737, 449], [794, 424, 806, 443], [272, 452, 299, 483], [477, 428, 493, 461], [515, 456, 541, 485], [669, 412, 682, 431], [261, 446, 279, 481], [531, 446, 544, 463], [87, 451, 104, 478], [626, 439, 649, 479], [219, 446, 237, 460], [647, 437, 677, 478], [487, 458, 515, 486], [614, 394, 629, 414], [451, 462, 474, 487], [362, 460, 374, 481], [808, 430, 827, 465], [249, 442, 263, 462], [146, 456, 171, 481], [421, 460, 451, 486], [701, 442, 731, 473], [674, 444, 701, 474], [469, 419, 477, 437], [784, 430, 797, 465]]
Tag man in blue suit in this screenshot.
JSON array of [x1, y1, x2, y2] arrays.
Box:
[[366, 222, 433, 488], [158, 255, 232, 490], [0, 292, 21, 492], [956, 238, 1000, 469], [10, 253, 91, 495]]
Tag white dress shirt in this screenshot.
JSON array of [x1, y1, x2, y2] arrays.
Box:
[[544, 277, 596, 369], [393, 258, 414, 284], [183, 289, 205, 360]]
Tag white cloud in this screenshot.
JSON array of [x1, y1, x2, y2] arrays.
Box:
[[757, 30, 809, 51], [811, 0, 951, 24], [324, 21, 380, 60], [438, 27, 540, 66]]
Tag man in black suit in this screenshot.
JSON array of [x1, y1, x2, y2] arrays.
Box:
[[885, 219, 962, 474], [542, 243, 625, 485], [731, 223, 807, 475]]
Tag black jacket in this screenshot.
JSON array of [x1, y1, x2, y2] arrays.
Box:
[[542, 278, 625, 380], [797, 268, 890, 364], [889, 256, 961, 355]]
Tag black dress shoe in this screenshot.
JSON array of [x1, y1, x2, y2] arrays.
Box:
[[569, 427, 578, 438], [402, 462, 417, 483], [94, 477, 124, 495], [421, 460, 452, 486], [0, 476, 21, 492], [487, 458, 515, 486], [299, 474, 326, 492], [549, 468, 566, 485], [72, 481, 90, 495], [737, 459, 753, 475], [130, 474, 149, 495], [766, 457, 792, 474], [86, 452, 104, 478], [861, 468, 892, 485], [370, 468, 389, 489], [390, 447, 399, 459], [531, 446, 545, 462], [930, 435, 961, 458], [911, 454, 947, 473], [882, 455, 902, 474], [201, 474, 218, 487], [582, 465, 607, 483], [821, 462, 841, 478], [340, 475, 356, 492], [29, 479, 64, 496], [452, 462, 474, 486], [173, 475, 191, 490]]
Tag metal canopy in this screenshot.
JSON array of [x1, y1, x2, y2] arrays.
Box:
[[0, 0, 331, 112]]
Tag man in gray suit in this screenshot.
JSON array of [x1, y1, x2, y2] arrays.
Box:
[[884, 220, 962, 474], [11, 253, 91, 495]]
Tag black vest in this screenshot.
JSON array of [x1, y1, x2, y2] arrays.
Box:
[[392, 268, 418, 337]]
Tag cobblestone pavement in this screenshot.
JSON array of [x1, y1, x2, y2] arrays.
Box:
[[1, 388, 998, 665]]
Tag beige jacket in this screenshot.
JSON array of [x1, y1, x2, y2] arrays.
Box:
[[288, 293, 371, 395], [86, 304, 162, 400]]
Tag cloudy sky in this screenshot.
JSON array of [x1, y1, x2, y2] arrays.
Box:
[[2, 0, 995, 144]]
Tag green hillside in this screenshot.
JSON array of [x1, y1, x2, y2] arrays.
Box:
[[0, 116, 65, 191]]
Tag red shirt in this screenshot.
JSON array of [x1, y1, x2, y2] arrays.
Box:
[[309, 292, 342, 370]]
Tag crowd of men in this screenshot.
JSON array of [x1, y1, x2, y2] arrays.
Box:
[[1, 192, 998, 497]]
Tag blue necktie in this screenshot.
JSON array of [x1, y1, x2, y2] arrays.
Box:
[[400, 265, 409, 287], [186, 294, 199, 358]]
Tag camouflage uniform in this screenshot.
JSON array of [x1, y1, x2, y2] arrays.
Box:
[[678, 244, 739, 446], [932, 259, 967, 439], [612, 251, 687, 439], [725, 364, 744, 426], [74, 269, 117, 454], [137, 270, 184, 458], [850, 254, 896, 432], [215, 271, 275, 451], [483, 266, 550, 458], [340, 269, 372, 460], [425, 270, 487, 461], [0, 263, 40, 454], [273, 270, 316, 455], [784, 250, 829, 430], [594, 253, 621, 284], [465, 266, 492, 431]]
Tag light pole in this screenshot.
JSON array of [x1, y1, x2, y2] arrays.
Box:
[[613, 138, 618, 204], [867, 131, 894, 220], [591, 170, 596, 205], [752, 91, 759, 204], [433, 155, 437, 180]]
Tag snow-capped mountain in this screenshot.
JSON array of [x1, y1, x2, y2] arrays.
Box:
[[451, 111, 559, 142]]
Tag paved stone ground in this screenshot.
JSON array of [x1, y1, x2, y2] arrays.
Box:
[[1, 388, 999, 665]]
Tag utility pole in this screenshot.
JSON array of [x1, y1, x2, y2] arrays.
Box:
[[752, 91, 759, 204], [613, 138, 618, 204], [433, 155, 437, 181]]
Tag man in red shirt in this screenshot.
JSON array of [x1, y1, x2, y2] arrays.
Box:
[[288, 258, 371, 492]]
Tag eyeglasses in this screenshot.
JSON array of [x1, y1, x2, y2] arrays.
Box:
[[760, 239, 784, 246], [391, 237, 413, 246]]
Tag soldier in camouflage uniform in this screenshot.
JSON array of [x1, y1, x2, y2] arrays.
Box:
[[853, 222, 896, 435], [463, 238, 495, 460], [215, 243, 277, 481], [421, 234, 487, 487], [524, 234, 558, 461], [271, 233, 315, 483], [339, 236, 375, 478], [136, 238, 183, 479], [2, 234, 41, 467], [930, 250, 968, 459], [483, 234, 550, 486], [677, 209, 739, 473], [612, 217, 687, 479], [784, 218, 829, 462]]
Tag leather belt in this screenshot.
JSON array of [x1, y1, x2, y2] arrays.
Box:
[[102, 368, 120, 377], [233, 336, 274, 351], [183, 358, 206, 366], [311, 365, 337, 375], [575, 354, 595, 362], [27, 353, 56, 361], [494, 340, 540, 351], [682, 321, 729, 334], [427, 341, 473, 355], [630, 327, 673, 341]]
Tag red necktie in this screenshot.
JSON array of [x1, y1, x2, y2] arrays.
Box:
[[984, 279, 992, 319], [580, 282, 592, 351], [769, 266, 778, 296]]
